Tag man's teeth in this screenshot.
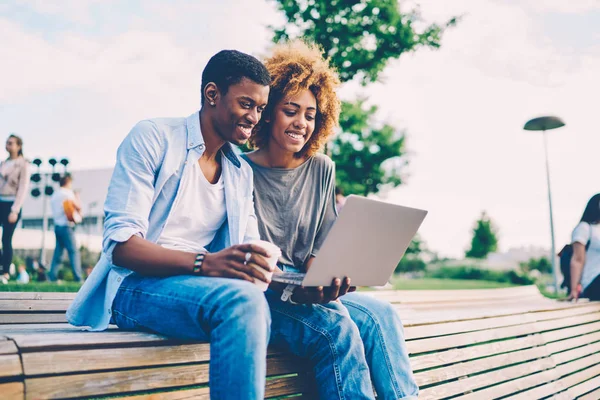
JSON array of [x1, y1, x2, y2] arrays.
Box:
[[286, 132, 303, 140], [239, 126, 251, 135]]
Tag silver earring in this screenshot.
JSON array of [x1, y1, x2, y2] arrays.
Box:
[[209, 101, 215, 106]]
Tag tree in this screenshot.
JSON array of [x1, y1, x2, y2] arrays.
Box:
[[465, 212, 498, 259], [271, 0, 458, 84], [271, 0, 458, 196], [331, 100, 406, 195], [395, 234, 427, 273]]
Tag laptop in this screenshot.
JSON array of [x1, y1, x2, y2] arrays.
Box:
[[272, 195, 427, 287]]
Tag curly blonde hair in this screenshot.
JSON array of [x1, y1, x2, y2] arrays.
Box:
[[249, 40, 341, 158]]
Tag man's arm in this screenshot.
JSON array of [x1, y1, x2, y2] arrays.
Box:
[[569, 242, 586, 301]]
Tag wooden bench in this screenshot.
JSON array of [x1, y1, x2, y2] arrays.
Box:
[[1, 285, 600, 399]]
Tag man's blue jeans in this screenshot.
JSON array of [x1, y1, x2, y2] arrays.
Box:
[[49, 225, 82, 282], [267, 290, 419, 400], [111, 274, 271, 400]]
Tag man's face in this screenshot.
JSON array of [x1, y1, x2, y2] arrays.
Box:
[[213, 78, 269, 146]]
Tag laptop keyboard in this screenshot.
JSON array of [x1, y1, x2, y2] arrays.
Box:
[[272, 271, 306, 285]]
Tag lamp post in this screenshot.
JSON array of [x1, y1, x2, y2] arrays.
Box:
[[523, 116, 565, 294], [29, 158, 70, 266]]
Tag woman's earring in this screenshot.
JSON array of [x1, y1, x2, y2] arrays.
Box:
[[209, 101, 215, 106]]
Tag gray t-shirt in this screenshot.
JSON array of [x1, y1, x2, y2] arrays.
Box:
[[242, 153, 338, 269]]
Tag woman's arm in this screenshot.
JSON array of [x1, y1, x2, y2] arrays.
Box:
[[569, 242, 586, 300], [11, 159, 31, 214]]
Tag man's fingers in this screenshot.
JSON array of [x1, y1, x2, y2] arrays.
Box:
[[326, 278, 341, 301], [223, 268, 254, 283], [244, 262, 272, 283], [232, 249, 273, 272], [237, 243, 271, 258], [338, 277, 351, 297]]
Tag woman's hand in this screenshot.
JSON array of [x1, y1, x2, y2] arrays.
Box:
[[291, 277, 356, 304], [7, 212, 18, 224], [567, 284, 583, 302]]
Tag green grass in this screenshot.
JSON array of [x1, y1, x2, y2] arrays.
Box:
[[0, 281, 82, 292], [389, 277, 518, 290]]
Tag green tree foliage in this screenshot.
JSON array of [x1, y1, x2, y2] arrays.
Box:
[[395, 235, 427, 273], [520, 257, 552, 274], [271, 0, 458, 84], [465, 212, 499, 259], [331, 100, 406, 195]]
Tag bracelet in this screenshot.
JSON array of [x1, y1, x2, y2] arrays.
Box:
[[193, 252, 206, 275], [281, 284, 299, 304]]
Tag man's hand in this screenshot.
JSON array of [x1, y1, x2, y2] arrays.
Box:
[[291, 277, 356, 304], [7, 212, 18, 224], [202, 243, 273, 283]]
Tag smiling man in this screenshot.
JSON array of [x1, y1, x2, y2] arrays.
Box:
[[66, 50, 274, 399]]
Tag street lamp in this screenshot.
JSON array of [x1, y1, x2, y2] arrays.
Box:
[[523, 116, 565, 294], [29, 158, 70, 266]]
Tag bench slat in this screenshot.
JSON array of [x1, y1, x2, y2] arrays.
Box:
[[543, 321, 600, 343], [564, 371, 600, 399], [408, 312, 600, 354], [0, 292, 76, 300], [405, 303, 600, 340], [468, 356, 600, 400], [0, 314, 67, 324], [545, 331, 600, 356], [0, 382, 24, 398], [411, 334, 544, 372], [415, 344, 551, 387], [0, 354, 22, 378], [0, 300, 73, 312], [0, 338, 18, 355], [578, 386, 600, 400], [419, 357, 556, 400], [552, 341, 600, 366]]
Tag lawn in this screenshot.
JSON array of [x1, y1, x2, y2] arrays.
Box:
[[1, 277, 518, 293], [389, 277, 517, 290]]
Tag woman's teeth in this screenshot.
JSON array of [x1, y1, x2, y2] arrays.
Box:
[[239, 125, 251, 135], [286, 131, 303, 140]]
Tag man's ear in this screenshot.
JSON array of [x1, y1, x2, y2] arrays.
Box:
[[204, 82, 219, 106]]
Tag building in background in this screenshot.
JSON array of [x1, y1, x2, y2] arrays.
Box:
[[17, 168, 113, 252]]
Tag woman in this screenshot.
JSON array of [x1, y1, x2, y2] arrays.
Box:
[[243, 41, 418, 400], [0, 134, 31, 284], [569, 193, 600, 301]]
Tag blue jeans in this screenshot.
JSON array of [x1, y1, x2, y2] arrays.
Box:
[[49, 225, 82, 282], [111, 274, 271, 400], [267, 290, 418, 400]]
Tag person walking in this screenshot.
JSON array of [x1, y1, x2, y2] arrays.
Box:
[[49, 174, 83, 282], [0, 134, 31, 284]]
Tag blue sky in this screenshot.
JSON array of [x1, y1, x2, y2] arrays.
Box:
[[1, 0, 599, 257]]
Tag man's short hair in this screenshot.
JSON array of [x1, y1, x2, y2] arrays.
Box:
[[201, 50, 271, 105], [60, 173, 72, 187]]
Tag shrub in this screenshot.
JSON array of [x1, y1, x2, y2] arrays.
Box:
[[427, 266, 534, 285]]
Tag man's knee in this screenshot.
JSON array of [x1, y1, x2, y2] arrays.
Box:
[[218, 281, 271, 327]]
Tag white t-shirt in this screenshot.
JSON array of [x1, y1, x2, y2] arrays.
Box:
[[571, 222, 600, 290], [157, 160, 227, 253], [50, 187, 76, 227]]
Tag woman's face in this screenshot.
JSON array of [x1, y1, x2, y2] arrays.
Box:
[[6, 138, 20, 155], [268, 89, 317, 155]]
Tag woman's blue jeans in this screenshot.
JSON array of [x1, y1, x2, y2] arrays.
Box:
[[112, 274, 271, 400], [267, 289, 419, 400]]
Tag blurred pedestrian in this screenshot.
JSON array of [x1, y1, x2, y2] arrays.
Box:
[[335, 186, 346, 213], [16, 264, 29, 284], [0, 134, 31, 284], [48, 174, 83, 282], [569, 193, 600, 301]]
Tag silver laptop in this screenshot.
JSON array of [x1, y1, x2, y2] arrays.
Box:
[[272, 195, 427, 287]]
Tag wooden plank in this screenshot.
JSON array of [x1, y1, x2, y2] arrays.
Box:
[[0, 300, 72, 312], [22, 344, 211, 375], [419, 357, 556, 400], [369, 286, 542, 304], [415, 344, 551, 387], [502, 352, 600, 400], [25, 364, 211, 399], [411, 334, 545, 372], [564, 373, 600, 399], [0, 339, 18, 355], [552, 341, 600, 366], [0, 323, 87, 333], [405, 303, 600, 340], [543, 321, 600, 343], [113, 375, 313, 399], [9, 330, 172, 350], [545, 331, 600, 356], [408, 312, 600, 354], [0, 382, 24, 399], [0, 292, 76, 300], [579, 386, 600, 400], [0, 313, 67, 324], [0, 354, 22, 378]]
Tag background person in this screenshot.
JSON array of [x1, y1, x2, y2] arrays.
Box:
[[48, 174, 83, 282], [569, 193, 600, 301], [0, 134, 31, 284]]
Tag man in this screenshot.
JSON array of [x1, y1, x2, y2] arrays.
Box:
[[49, 174, 83, 282], [67, 50, 273, 400]]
